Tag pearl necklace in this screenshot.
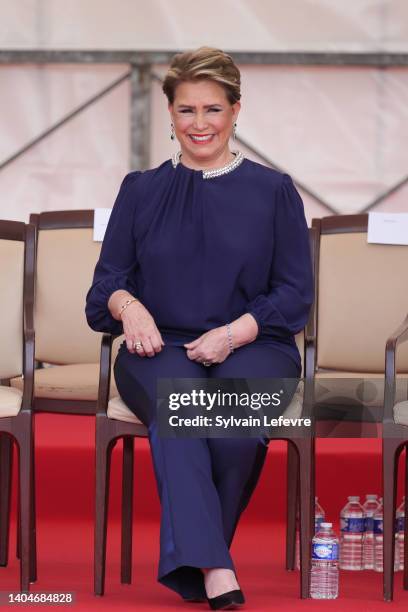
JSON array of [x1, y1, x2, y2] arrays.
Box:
[[171, 150, 244, 179]]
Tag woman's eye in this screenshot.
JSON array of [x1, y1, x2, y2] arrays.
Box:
[[178, 108, 221, 114]]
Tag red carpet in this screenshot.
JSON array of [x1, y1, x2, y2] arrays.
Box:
[[1, 413, 407, 609], [3, 522, 408, 610]]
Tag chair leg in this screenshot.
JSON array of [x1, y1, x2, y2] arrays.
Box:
[[121, 436, 134, 584], [286, 441, 299, 570], [383, 437, 402, 602], [94, 423, 115, 596], [404, 448, 408, 589], [0, 434, 13, 566], [297, 437, 315, 599], [17, 443, 36, 579], [18, 422, 33, 592], [29, 437, 37, 582], [16, 469, 20, 560]]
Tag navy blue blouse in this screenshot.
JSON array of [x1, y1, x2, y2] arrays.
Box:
[[85, 157, 313, 368]]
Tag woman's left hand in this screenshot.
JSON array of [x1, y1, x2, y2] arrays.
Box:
[[184, 315, 258, 365], [184, 327, 230, 365]]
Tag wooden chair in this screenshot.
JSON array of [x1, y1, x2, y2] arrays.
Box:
[[286, 213, 408, 600], [5, 211, 124, 580], [383, 316, 408, 601], [0, 220, 36, 590], [94, 331, 316, 598], [10, 211, 119, 416]]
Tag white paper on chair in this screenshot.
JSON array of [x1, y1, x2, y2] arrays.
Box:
[[93, 208, 112, 242], [367, 212, 408, 246]]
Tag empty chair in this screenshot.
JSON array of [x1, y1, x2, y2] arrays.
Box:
[[0, 220, 36, 590]]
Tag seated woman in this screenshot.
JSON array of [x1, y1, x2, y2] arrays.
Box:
[[86, 46, 313, 610]]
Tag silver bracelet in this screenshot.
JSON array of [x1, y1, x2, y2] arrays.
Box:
[[226, 322, 234, 354]]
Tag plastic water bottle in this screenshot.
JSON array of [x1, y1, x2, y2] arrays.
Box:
[[340, 496, 364, 570], [296, 497, 325, 569], [396, 497, 405, 571], [362, 494, 380, 569], [310, 522, 339, 599], [374, 502, 383, 572], [374, 499, 400, 572]]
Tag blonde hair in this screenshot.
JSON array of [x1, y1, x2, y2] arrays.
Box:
[[162, 46, 241, 105]]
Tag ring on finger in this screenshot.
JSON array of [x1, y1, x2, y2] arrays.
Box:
[[133, 340, 143, 351], [202, 361, 211, 367]]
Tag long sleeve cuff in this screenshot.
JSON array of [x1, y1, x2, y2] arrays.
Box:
[[85, 275, 136, 335]]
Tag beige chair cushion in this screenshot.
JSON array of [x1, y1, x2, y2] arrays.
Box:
[[0, 239, 24, 379], [394, 401, 408, 426], [35, 228, 102, 364], [282, 380, 304, 419], [107, 381, 305, 426], [317, 233, 408, 372], [10, 363, 118, 401], [107, 396, 144, 425], [0, 386, 22, 418], [315, 371, 408, 408], [278, 372, 408, 424]]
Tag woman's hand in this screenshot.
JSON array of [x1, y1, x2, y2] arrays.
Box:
[[184, 314, 258, 365], [108, 290, 165, 356], [184, 327, 230, 365], [120, 301, 165, 356]]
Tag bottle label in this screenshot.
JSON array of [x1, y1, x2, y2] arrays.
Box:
[[365, 516, 374, 531], [312, 542, 339, 560], [340, 517, 365, 533], [397, 516, 405, 532], [374, 518, 383, 534], [315, 516, 324, 533]]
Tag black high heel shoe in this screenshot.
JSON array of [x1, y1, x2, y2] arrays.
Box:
[[206, 589, 245, 610]]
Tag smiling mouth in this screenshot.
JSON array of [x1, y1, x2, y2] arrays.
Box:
[[189, 134, 215, 143]]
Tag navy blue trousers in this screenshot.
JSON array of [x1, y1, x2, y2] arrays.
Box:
[[114, 342, 300, 600]]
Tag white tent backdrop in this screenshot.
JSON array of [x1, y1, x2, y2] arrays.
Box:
[[1, 1, 408, 222], [2, 0, 408, 52], [1, 65, 130, 221]]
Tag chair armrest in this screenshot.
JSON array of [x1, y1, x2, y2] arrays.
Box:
[[383, 313, 408, 423], [21, 223, 36, 412], [300, 334, 316, 427], [96, 333, 119, 416], [304, 333, 316, 380], [385, 313, 408, 363], [304, 225, 317, 381], [21, 328, 35, 411]]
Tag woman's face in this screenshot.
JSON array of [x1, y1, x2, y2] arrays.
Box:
[[169, 79, 240, 167]]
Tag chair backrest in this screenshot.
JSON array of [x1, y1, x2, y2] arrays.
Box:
[[313, 214, 408, 373], [30, 211, 102, 365], [0, 221, 33, 379]]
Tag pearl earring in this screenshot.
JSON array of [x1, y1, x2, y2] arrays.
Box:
[[170, 123, 175, 141]]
